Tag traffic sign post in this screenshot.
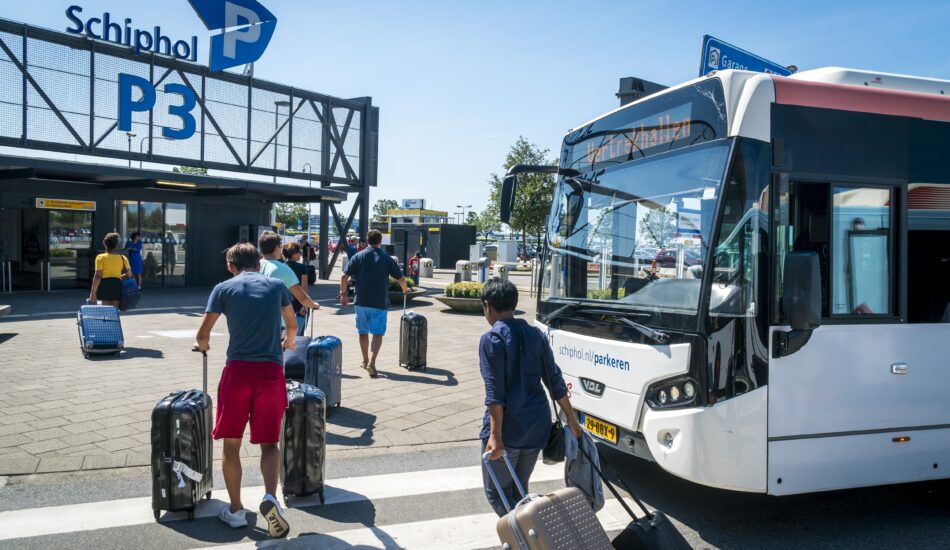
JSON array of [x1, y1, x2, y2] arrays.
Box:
[[700, 35, 793, 77]]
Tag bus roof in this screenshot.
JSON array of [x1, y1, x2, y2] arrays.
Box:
[[565, 67, 950, 143]]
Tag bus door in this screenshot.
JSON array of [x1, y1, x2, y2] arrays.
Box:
[[767, 179, 948, 494]]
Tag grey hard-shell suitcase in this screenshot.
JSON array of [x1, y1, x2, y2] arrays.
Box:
[[483, 452, 612, 550], [150, 350, 213, 521], [398, 294, 427, 370], [280, 381, 327, 505], [77, 303, 124, 358]]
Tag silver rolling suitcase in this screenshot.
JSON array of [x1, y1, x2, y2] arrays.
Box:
[[483, 451, 611, 550]]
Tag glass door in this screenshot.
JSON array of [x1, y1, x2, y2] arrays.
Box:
[[48, 210, 94, 289], [164, 204, 187, 287], [140, 202, 165, 288]]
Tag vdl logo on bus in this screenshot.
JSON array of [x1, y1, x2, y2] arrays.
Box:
[[88, 0, 278, 140]]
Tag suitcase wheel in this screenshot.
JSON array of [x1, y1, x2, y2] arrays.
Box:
[[153, 510, 161, 522], [205, 491, 212, 500], [319, 490, 325, 505], [187, 510, 195, 521]]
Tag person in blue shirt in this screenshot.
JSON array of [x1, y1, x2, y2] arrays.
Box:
[[339, 230, 409, 378], [478, 278, 583, 517], [124, 232, 143, 289]]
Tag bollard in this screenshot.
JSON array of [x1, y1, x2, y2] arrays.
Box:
[[455, 260, 472, 282], [420, 258, 434, 278], [494, 263, 510, 282]]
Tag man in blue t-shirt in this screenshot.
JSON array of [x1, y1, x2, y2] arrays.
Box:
[[339, 229, 409, 378], [194, 243, 295, 538]]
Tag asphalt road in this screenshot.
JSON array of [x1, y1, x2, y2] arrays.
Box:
[[1, 441, 947, 549]]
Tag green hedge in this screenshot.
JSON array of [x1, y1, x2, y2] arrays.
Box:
[[389, 276, 415, 291], [446, 281, 483, 299]]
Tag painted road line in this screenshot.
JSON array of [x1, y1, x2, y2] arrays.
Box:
[[199, 497, 640, 550], [0, 461, 564, 541]]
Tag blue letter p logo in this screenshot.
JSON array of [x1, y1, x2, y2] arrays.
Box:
[[189, 0, 277, 73]]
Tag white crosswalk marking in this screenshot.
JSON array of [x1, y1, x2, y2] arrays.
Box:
[[201, 499, 639, 550], [0, 461, 568, 542]]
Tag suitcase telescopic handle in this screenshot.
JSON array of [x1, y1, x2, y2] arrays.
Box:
[[191, 347, 208, 399], [481, 451, 527, 513]]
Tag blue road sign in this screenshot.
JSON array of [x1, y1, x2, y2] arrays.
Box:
[[700, 35, 792, 77]]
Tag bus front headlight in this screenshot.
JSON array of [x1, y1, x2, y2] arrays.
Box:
[[646, 377, 699, 410]]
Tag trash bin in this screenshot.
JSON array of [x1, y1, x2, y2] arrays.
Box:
[[420, 258, 434, 278], [455, 260, 473, 282]]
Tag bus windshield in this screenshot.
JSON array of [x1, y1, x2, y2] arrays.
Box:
[[541, 141, 732, 323]]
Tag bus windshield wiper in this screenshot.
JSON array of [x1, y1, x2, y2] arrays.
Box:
[[540, 302, 577, 325], [579, 308, 671, 345]]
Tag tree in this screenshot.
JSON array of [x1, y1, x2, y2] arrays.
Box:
[[467, 209, 501, 237], [275, 203, 310, 232], [372, 199, 399, 221], [638, 207, 676, 249], [487, 136, 556, 250]]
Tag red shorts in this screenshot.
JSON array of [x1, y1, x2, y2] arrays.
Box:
[[213, 360, 287, 444]]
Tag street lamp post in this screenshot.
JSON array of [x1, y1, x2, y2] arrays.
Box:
[[125, 132, 136, 167], [273, 100, 291, 183], [457, 204, 473, 224]]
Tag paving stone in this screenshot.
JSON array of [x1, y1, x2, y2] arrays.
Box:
[[0, 413, 38, 425], [36, 456, 85, 474], [20, 439, 71, 454], [0, 433, 33, 448], [61, 432, 107, 447], [125, 452, 150, 467], [95, 437, 140, 453], [26, 417, 71, 430], [82, 454, 128, 470], [61, 420, 106, 435], [0, 456, 39, 475], [26, 427, 71, 442]]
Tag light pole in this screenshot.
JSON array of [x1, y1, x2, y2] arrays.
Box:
[[139, 136, 172, 168], [273, 100, 291, 183], [457, 204, 472, 224], [125, 132, 136, 167], [453, 211, 463, 224]]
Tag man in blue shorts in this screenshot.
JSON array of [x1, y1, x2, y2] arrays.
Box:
[[339, 229, 409, 378], [194, 242, 295, 538]]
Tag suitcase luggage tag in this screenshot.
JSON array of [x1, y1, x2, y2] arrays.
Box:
[[171, 460, 203, 488]]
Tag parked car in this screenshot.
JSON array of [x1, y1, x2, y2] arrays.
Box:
[[653, 248, 702, 268]]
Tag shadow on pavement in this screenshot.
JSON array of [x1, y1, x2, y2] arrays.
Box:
[[0, 333, 17, 344], [596, 444, 950, 549], [327, 408, 376, 447], [376, 367, 458, 387], [120, 347, 165, 359]]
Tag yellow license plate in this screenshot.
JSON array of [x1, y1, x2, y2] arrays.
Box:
[[583, 414, 618, 444]]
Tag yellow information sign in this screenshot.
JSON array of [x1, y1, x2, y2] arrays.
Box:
[[35, 198, 96, 211]]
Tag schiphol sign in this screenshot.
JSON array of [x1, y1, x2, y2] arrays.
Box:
[[66, 0, 278, 141]]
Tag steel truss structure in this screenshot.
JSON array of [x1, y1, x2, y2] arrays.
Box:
[[0, 18, 377, 278]]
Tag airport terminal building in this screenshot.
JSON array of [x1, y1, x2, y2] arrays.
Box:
[[0, 13, 378, 291]]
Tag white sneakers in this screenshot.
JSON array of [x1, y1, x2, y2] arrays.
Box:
[[217, 506, 247, 528], [217, 495, 289, 538], [259, 493, 290, 538]]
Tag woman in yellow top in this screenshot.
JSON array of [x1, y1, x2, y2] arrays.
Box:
[[89, 232, 132, 307]]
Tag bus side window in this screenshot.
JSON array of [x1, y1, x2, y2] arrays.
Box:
[[830, 187, 893, 316]]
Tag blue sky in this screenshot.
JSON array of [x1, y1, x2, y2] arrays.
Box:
[[4, 0, 949, 215]]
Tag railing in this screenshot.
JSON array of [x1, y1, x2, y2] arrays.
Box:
[[38, 260, 51, 292]]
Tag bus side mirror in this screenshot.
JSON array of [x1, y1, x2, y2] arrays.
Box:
[[500, 175, 516, 224], [773, 251, 821, 358]]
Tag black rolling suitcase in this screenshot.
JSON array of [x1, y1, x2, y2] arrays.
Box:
[[399, 294, 427, 370], [280, 381, 327, 505], [576, 444, 690, 550], [150, 350, 214, 521], [77, 303, 124, 358]]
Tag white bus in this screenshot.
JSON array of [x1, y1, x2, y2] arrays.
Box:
[[501, 67, 950, 495]]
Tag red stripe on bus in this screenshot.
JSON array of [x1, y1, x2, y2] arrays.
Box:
[[772, 78, 950, 122]]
